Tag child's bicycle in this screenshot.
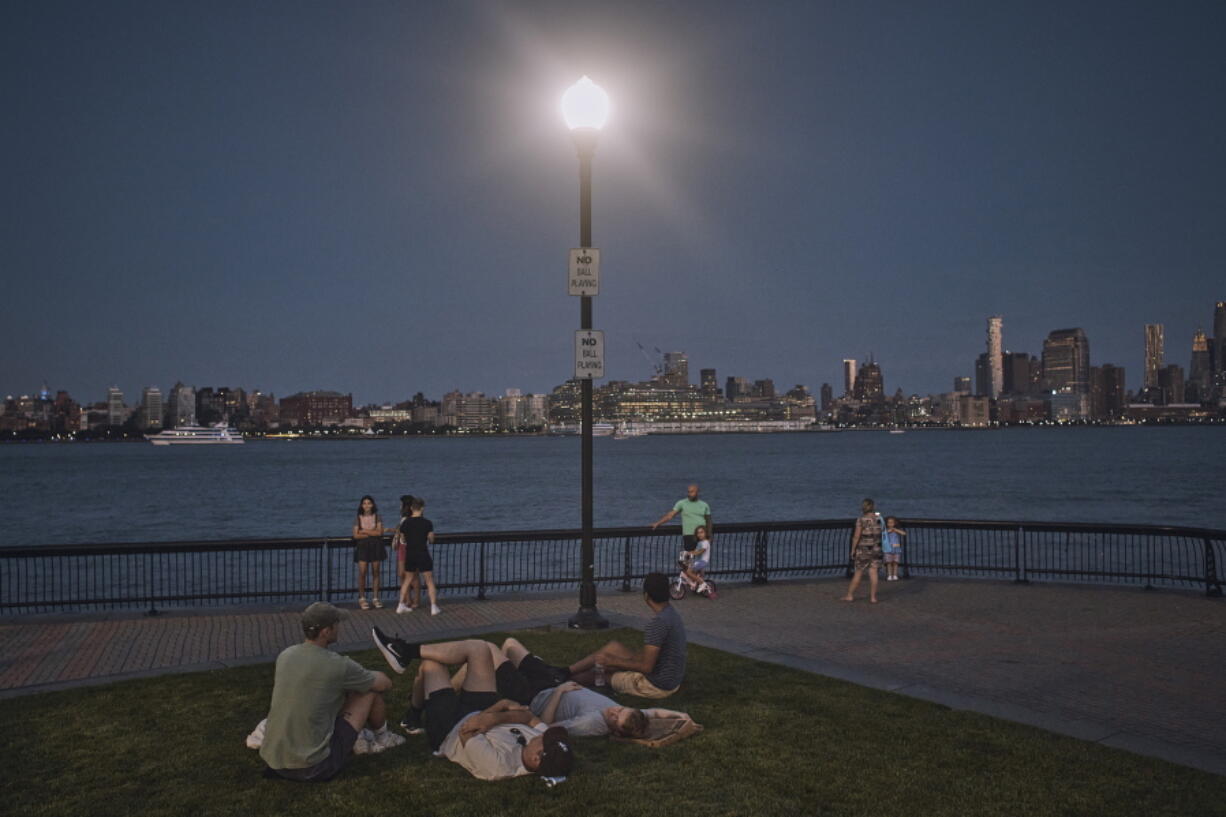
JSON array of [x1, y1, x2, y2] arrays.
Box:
[[669, 553, 717, 600]]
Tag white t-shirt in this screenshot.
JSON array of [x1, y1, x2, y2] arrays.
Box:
[[440, 715, 545, 781], [691, 537, 711, 563]]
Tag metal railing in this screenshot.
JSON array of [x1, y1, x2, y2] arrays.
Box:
[[0, 518, 1221, 614]]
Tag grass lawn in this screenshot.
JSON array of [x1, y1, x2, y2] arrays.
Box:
[[2, 627, 1223, 817]]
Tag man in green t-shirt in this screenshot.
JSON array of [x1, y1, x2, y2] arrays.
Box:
[[260, 602, 399, 781], [652, 483, 712, 552]]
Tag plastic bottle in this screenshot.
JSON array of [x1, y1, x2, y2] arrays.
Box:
[[594, 663, 606, 687]]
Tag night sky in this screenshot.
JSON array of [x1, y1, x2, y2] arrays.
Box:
[[4, 1, 1223, 405]]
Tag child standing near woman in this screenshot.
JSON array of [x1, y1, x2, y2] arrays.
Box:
[[353, 495, 392, 609], [396, 497, 440, 615], [882, 517, 907, 581]]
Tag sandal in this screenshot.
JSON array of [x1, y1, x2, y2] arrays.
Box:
[[358, 597, 370, 610], [372, 598, 384, 609]]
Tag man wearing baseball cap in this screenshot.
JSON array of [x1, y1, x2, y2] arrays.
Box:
[[368, 635, 574, 781], [259, 602, 399, 781]]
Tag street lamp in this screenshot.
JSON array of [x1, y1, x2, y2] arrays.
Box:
[[563, 76, 610, 630]]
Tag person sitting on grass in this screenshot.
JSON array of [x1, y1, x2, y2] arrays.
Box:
[[259, 602, 401, 782], [374, 632, 650, 740], [368, 635, 574, 782], [566, 572, 687, 699]]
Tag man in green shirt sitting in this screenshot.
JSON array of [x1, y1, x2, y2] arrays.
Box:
[[260, 602, 400, 781]]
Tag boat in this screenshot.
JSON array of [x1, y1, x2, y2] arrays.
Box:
[[592, 422, 615, 437], [613, 423, 647, 439], [888, 429, 906, 435], [146, 424, 245, 445]]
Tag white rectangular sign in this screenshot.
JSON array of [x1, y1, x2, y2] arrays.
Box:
[[568, 248, 600, 296], [574, 330, 605, 379]]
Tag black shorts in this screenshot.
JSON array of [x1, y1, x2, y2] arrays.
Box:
[[403, 550, 434, 573], [495, 654, 568, 705], [423, 688, 499, 751], [682, 534, 697, 549], [271, 715, 359, 782], [353, 538, 387, 564]]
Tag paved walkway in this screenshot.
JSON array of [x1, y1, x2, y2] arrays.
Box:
[[1, 577, 1222, 776]]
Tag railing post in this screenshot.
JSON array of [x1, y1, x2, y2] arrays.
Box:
[[845, 526, 854, 579], [622, 536, 632, 592], [323, 540, 332, 602], [144, 551, 159, 617], [752, 530, 769, 584], [477, 541, 487, 601], [1013, 526, 1028, 584], [901, 528, 910, 580], [1204, 537, 1222, 598]]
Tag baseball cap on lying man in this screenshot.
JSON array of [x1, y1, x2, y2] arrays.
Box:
[[536, 726, 574, 779], [302, 602, 347, 632]]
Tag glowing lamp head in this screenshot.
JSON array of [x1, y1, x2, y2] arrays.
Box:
[[561, 76, 610, 130]]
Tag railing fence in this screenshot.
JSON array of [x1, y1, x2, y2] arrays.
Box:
[[1, 518, 1221, 615]]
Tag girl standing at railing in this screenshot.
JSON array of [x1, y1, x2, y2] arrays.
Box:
[[353, 495, 391, 610]]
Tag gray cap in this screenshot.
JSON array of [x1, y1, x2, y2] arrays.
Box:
[[302, 601, 346, 630]]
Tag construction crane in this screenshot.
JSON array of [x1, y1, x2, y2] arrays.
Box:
[[634, 340, 664, 379]]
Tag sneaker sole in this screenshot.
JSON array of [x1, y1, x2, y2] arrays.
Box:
[[372, 628, 408, 674]]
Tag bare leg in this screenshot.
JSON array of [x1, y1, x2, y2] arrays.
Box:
[[422, 572, 438, 608], [842, 569, 862, 601], [357, 561, 370, 599], [569, 640, 635, 685], [341, 689, 382, 732], [501, 637, 531, 668], [418, 639, 498, 692], [869, 565, 880, 603], [371, 562, 381, 600], [398, 571, 412, 606], [419, 659, 454, 699], [412, 665, 428, 709], [409, 573, 421, 608]]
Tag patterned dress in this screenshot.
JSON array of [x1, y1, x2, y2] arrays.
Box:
[[852, 512, 883, 572]]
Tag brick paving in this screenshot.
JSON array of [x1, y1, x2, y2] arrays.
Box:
[[0, 577, 1222, 775]]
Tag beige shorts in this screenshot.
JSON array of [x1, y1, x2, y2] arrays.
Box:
[[609, 671, 677, 699]]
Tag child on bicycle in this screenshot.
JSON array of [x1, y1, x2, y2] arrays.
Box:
[[680, 525, 713, 595]]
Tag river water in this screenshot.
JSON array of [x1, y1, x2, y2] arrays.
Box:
[[1, 427, 1224, 547]]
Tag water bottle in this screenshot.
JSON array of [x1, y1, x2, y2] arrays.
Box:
[[594, 663, 606, 687]]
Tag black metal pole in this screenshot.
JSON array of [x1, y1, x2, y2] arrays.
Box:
[[570, 128, 608, 629]]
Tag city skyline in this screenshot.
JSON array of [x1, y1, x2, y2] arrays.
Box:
[[3, 2, 1224, 404]]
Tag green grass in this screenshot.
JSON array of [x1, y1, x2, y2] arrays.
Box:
[[2, 627, 1223, 817]]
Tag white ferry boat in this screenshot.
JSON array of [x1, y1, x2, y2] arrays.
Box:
[[146, 424, 245, 445]]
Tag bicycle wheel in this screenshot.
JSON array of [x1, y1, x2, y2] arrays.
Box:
[[668, 576, 687, 600]]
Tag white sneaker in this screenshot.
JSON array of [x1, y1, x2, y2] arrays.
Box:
[[353, 728, 375, 754], [430, 604, 441, 616], [245, 718, 267, 749], [396, 603, 411, 614], [370, 729, 407, 753]]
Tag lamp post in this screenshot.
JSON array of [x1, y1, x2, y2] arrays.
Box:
[[563, 76, 610, 629]]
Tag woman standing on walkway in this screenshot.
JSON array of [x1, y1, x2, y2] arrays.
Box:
[[353, 495, 390, 610], [841, 498, 883, 603]]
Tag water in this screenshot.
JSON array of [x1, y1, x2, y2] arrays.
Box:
[[1, 427, 1224, 547]]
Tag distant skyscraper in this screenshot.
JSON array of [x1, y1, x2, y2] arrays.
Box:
[[819, 383, 833, 412], [751, 379, 775, 399], [1189, 329, 1211, 403], [699, 368, 720, 399], [1091, 364, 1126, 420], [662, 352, 689, 387], [1143, 324, 1164, 391], [725, 376, 751, 402], [1157, 364, 1185, 405], [1042, 328, 1090, 395], [974, 353, 990, 397], [139, 386, 163, 430], [166, 382, 196, 427], [106, 387, 126, 426], [842, 359, 857, 397], [1214, 301, 1226, 398], [1002, 352, 1032, 396], [953, 376, 971, 394], [987, 316, 1004, 398], [852, 358, 884, 402]]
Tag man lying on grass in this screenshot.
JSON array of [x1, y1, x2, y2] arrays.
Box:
[[374, 632, 649, 740], [370, 636, 573, 782], [260, 602, 402, 782], [566, 572, 687, 699]]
